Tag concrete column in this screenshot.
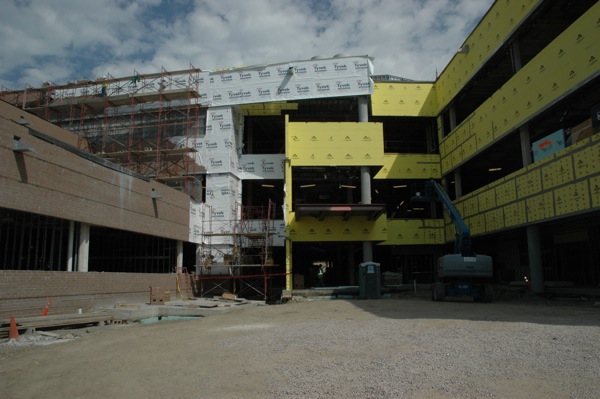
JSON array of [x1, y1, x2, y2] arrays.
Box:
[[77, 223, 90, 272], [176, 240, 183, 273], [449, 105, 461, 198], [520, 126, 532, 167], [358, 95, 373, 263], [449, 106, 457, 130], [453, 169, 462, 198], [520, 123, 543, 292], [511, 40, 522, 72], [67, 220, 75, 272], [361, 166, 373, 262], [527, 225, 544, 293]]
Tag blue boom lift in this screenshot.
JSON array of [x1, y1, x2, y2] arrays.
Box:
[[414, 180, 493, 302]]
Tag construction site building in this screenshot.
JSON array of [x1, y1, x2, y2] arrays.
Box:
[[1, 0, 599, 316]]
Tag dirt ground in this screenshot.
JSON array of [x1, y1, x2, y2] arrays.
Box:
[[1, 293, 600, 399]]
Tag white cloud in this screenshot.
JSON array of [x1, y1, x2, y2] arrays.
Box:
[[0, 0, 493, 89]]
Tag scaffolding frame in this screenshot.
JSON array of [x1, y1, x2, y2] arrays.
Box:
[[196, 200, 279, 300], [0, 68, 205, 200]]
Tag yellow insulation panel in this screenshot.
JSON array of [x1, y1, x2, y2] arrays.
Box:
[[441, 156, 452, 174], [516, 169, 542, 199], [504, 201, 527, 227], [374, 153, 441, 179], [462, 195, 479, 218], [454, 122, 470, 147], [372, 82, 438, 116], [573, 140, 600, 179], [440, 3, 600, 174], [590, 175, 600, 208], [451, 138, 599, 235], [461, 135, 478, 161], [379, 219, 445, 245], [436, 0, 540, 110], [470, 110, 494, 150], [526, 191, 555, 222], [437, 115, 445, 145], [554, 181, 591, 216], [287, 214, 388, 242], [287, 122, 384, 167], [478, 188, 497, 213], [466, 214, 485, 236], [541, 156, 574, 190], [485, 208, 505, 232], [495, 180, 517, 206], [451, 148, 463, 167], [242, 102, 298, 115]]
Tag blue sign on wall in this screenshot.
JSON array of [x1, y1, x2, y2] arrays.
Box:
[[532, 129, 565, 162]]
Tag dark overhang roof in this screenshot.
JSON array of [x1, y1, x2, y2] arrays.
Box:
[[295, 203, 386, 221]]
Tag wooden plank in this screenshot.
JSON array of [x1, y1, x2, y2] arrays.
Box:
[[1, 312, 115, 332]]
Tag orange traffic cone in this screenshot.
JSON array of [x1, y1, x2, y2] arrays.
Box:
[[42, 299, 52, 316], [9, 316, 19, 340]]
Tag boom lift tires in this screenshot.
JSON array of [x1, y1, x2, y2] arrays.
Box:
[[413, 180, 494, 303]]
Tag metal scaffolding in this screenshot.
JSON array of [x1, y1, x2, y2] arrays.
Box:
[[196, 200, 280, 300], [1, 67, 205, 200]]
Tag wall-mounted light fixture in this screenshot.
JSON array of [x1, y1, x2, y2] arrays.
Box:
[[12, 136, 35, 153], [300, 184, 316, 188], [261, 184, 275, 188], [151, 188, 163, 199], [339, 184, 356, 189], [393, 185, 407, 188], [488, 167, 502, 172], [18, 117, 32, 126]]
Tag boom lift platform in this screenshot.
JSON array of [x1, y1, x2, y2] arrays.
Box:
[[413, 180, 493, 302]]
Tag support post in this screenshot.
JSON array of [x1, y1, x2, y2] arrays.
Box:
[[520, 126, 532, 167], [77, 223, 90, 272], [67, 220, 75, 272], [527, 225, 544, 294], [358, 95, 373, 263], [520, 123, 543, 292], [449, 105, 457, 130], [453, 169, 462, 199], [176, 240, 183, 274]]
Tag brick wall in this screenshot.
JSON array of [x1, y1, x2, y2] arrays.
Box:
[[1, 101, 191, 242], [0, 270, 182, 319]]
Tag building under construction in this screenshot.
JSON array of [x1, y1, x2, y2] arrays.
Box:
[[1, 0, 599, 316]]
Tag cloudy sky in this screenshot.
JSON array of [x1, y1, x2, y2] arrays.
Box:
[[0, 0, 494, 90]]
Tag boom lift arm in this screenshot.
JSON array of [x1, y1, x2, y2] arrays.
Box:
[[413, 179, 493, 302], [414, 179, 472, 256]]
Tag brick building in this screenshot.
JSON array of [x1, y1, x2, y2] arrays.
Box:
[[1, 0, 599, 316]]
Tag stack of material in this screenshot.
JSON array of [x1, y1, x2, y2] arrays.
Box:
[[150, 287, 171, 305], [0, 312, 115, 338], [382, 271, 403, 286]]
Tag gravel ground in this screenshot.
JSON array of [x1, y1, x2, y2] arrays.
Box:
[[1, 293, 599, 398]]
